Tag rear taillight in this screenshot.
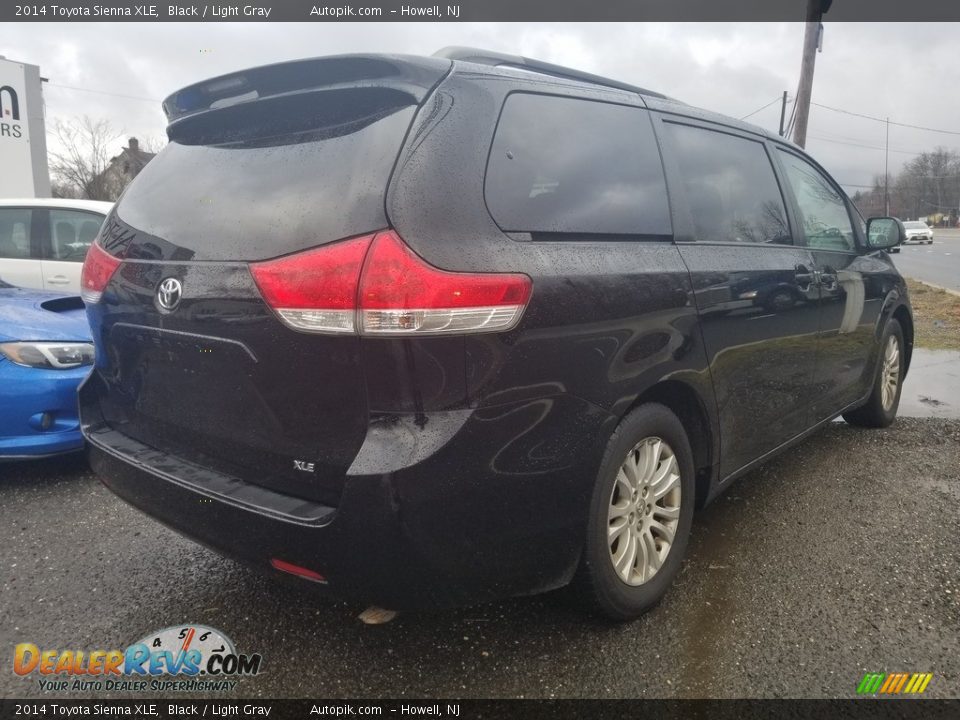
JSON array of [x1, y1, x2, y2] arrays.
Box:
[[80, 242, 122, 304], [358, 231, 532, 335], [249, 235, 372, 334], [250, 230, 532, 336]]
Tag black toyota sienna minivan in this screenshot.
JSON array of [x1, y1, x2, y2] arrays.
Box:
[[79, 48, 912, 620]]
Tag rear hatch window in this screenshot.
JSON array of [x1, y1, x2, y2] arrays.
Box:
[[109, 87, 417, 262]]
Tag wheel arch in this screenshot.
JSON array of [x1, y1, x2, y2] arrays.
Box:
[[892, 303, 914, 377], [623, 379, 717, 509]]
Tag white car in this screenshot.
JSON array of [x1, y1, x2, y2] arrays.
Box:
[[0, 198, 113, 293], [902, 220, 934, 245]]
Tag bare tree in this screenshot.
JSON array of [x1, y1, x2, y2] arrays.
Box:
[[48, 116, 123, 201], [897, 148, 960, 221], [139, 135, 167, 154], [50, 181, 81, 199], [865, 174, 891, 217]]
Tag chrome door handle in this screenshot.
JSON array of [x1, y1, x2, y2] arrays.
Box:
[[818, 265, 838, 289], [794, 265, 817, 287]]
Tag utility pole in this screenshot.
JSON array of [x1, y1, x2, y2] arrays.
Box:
[[778, 90, 788, 137], [884, 117, 890, 216], [792, 0, 832, 148]]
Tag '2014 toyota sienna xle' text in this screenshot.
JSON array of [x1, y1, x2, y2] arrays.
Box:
[[79, 48, 912, 620]]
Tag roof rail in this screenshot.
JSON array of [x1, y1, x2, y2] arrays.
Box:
[[433, 46, 667, 99]]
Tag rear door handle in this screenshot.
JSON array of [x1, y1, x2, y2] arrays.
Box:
[[794, 264, 818, 287], [47, 277, 71, 285], [819, 267, 839, 289]]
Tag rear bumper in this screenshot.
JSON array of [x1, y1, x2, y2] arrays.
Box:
[[85, 426, 418, 606], [81, 371, 611, 609]]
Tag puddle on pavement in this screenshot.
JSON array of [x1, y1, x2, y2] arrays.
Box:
[[900, 348, 960, 419]]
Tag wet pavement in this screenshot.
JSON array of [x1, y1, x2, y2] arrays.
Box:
[[2, 417, 958, 699], [900, 349, 960, 419], [893, 228, 960, 293]]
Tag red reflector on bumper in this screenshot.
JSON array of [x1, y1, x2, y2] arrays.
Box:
[[270, 558, 326, 583]]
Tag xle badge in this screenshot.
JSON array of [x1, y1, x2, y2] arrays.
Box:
[[293, 460, 315, 472]]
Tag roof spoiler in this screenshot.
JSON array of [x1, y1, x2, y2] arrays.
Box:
[[162, 54, 451, 124], [433, 46, 667, 99]]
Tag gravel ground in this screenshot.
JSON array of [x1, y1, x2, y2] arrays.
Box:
[[1, 418, 958, 699]]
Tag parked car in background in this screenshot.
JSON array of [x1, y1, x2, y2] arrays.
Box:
[[0, 279, 93, 460], [902, 221, 934, 244], [80, 49, 912, 620], [0, 199, 113, 293]]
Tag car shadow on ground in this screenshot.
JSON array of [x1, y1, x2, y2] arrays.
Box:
[[0, 452, 89, 485]]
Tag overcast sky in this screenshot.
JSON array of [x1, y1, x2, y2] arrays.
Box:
[[4, 22, 960, 194]]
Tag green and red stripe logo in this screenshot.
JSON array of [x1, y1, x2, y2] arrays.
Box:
[[857, 672, 933, 695]]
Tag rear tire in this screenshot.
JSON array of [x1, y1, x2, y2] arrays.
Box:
[[576, 403, 695, 621], [843, 318, 904, 428]]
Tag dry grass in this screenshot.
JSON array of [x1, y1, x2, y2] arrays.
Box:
[[906, 279, 960, 351]]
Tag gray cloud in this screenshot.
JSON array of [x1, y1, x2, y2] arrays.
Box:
[[3, 22, 959, 193]]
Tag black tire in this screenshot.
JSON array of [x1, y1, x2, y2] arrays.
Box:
[[843, 318, 905, 428], [576, 403, 696, 621]]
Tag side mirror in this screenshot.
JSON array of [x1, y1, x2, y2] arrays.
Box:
[[866, 217, 905, 250]]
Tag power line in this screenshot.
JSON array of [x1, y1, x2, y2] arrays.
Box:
[[807, 134, 901, 153], [840, 174, 960, 191], [740, 96, 782, 121], [918, 199, 958, 210], [811, 101, 960, 137], [806, 133, 960, 156], [45, 82, 161, 104], [810, 127, 939, 152]]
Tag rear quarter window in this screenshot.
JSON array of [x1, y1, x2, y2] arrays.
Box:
[[485, 94, 671, 238]]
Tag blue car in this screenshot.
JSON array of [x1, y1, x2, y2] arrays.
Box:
[[0, 278, 93, 460]]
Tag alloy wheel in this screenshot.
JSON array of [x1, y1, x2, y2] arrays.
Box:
[[607, 437, 682, 586], [880, 334, 900, 411]]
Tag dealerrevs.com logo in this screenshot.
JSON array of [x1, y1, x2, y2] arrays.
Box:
[[13, 625, 263, 693]]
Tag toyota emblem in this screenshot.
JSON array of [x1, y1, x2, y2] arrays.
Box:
[[157, 278, 183, 311]]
